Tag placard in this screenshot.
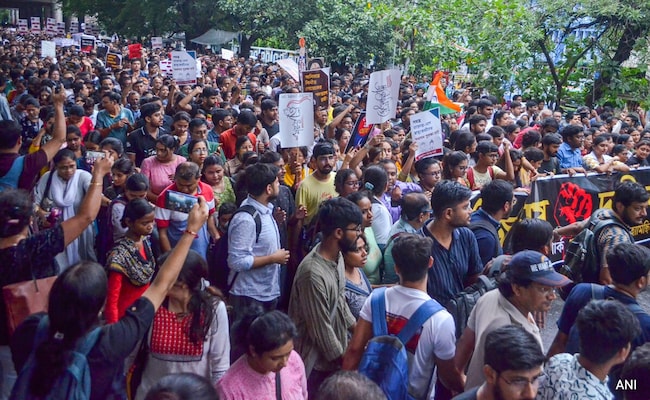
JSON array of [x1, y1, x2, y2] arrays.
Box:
[[56, 22, 66, 36], [411, 108, 444, 160], [301, 68, 329, 109], [278, 93, 315, 148], [70, 20, 79, 34], [128, 43, 142, 60], [171, 51, 197, 85], [221, 48, 234, 61], [159, 59, 173, 78], [30, 17, 41, 33], [345, 111, 374, 151], [41, 41, 56, 59], [17, 19, 28, 34], [366, 69, 401, 124], [151, 37, 163, 49], [80, 37, 95, 53], [105, 52, 123, 71], [276, 58, 300, 82]]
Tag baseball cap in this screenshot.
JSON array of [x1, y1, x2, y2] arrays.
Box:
[[509, 250, 572, 287]]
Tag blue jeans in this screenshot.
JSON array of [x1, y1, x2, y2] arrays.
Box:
[[0, 345, 16, 399]]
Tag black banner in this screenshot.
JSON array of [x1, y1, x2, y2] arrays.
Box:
[[471, 168, 650, 263]]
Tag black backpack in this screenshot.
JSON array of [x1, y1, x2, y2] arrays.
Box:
[[208, 205, 261, 294], [444, 275, 498, 338]]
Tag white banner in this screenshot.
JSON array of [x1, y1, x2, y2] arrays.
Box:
[[171, 51, 197, 85], [411, 108, 444, 160], [41, 40, 56, 59], [151, 37, 163, 49], [365, 69, 401, 124], [279, 93, 315, 148]]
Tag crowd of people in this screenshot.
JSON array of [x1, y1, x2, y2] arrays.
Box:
[[1, 29, 650, 400]]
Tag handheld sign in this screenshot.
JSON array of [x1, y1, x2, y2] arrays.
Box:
[[279, 93, 315, 148], [411, 108, 444, 160], [366, 69, 401, 124]]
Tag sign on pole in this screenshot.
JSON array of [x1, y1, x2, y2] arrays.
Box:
[[279, 93, 315, 148], [411, 108, 444, 160], [171, 51, 197, 85], [365, 69, 401, 124]]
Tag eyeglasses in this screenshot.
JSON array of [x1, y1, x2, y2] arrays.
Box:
[[344, 225, 363, 233], [487, 153, 499, 159], [192, 148, 208, 154], [532, 285, 557, 296], [499, 374, 542, 389], [345, 181, 360, 187]]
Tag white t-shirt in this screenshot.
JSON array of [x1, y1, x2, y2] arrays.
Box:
[[359, 286, 456, 400], [371, 197, 392, 245]]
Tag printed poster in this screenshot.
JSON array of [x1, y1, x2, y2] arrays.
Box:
[[18, 19, 28, 34], [365, 69, 401, 124], [301, 68, 329, 109], [151, 37, 163, 49], [345, 111, 374, 152], [411, 108, 444, 160], [30, 17, 41, 33], [278, 93, 315, 148], [171, 51, 197, 85], [105, 52, 123, 71]]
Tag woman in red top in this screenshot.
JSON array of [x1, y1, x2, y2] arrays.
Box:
[[67, 105, 95, 139], [105, 198, 156, 323]]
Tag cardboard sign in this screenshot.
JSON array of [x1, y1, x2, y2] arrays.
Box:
[[278, 93, 315, 148], [301, 68, 329, 109], [151, 37, 163, 49], [41, 41, 56, 59], [411, 108, 444, 160], [346, 111, 374, 151], [105, 52, 123, 71], [128, 43, 142, 60], [366, 69, 401, 124], [30, 17, 41, 33], [171, 51, 197, 85], [17, 19, 28, 34]]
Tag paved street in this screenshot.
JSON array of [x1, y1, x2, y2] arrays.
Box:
[[540, 287, 650, 352]]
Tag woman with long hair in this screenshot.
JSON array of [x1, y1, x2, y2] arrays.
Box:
[[10, 198, 210, 400], [442, 150, 469, 187], [347, 191, 383, 286], [342, 234, 371, 320], [224, 136, 254, 177], [33, 148, 96, 269], [134, 250, 230, 400], [217, 310, 307, 399], [201, 155, 235, 208]]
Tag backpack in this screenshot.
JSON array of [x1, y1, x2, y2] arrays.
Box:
[[560, 209, 632, 294], [466, 166, 493, 191], [444, 275, 498, 338], [358, 287, 444, 400], [208, 204, 261, 294], [11, 316, 102, 400], [0, 155, 25, 192]]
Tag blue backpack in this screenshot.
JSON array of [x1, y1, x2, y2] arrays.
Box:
[[11, 316, 102, 400], [0, 155, 24, 192], [359, 287, 443, 400]]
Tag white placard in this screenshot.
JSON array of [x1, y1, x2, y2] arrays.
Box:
[[30, 17, 41, 33], [411, 108, 444, 160], [221, 48, 234, 61], [276, 58, 300, 82], [41, 41, 56, 59], [18, 19, 28, 33], [54, 38, 76, 47], [171, 51, 197, 85], [151, 37, 163, 49], [366, 69, 401, 124], [159, 59, 173, 77], [279, 93, 315, 148]]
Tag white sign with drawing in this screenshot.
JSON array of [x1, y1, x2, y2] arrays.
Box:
[[365, 69, 401, 124], [279, 93, 314, 148], [411, 108, 444, 160]]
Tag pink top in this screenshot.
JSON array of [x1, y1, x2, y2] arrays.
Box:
[[216, 350, 308, 400], [140, 155, 186, 195]]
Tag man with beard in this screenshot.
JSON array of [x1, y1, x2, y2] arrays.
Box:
[[554, 181, 649, 285], [454, 250, 571, 390], [452, 325, 546, 400], [227, 163, 290, 327], [289, 197, 362, 395], [296, 141, 339, 225], [422, 180, 483, 305], [538, 133, 561, 175], [126, 102, 166, 166]]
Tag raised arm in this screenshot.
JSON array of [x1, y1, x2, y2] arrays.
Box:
[[40, 85, 67, 161], [142, 197, 209, 311]]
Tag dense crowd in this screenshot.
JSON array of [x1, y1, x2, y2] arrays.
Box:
[[0, 29, 649, 400]]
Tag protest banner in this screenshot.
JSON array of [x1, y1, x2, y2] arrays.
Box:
[[249, 46, 299, 63], [54, 38, 76, 47], [30, 17, 41, 33], [276, 58, 300, 82], [41, 41, 56, 59], [366, 69, 401, 124], [411, 107, 444, 160], [70, 20, 79, 34], [105, 52, 123, 71], [221, 48, 234, 61], [46, 18, 56, 36], [476, 168, 650, 266], [151, 37, 163, 49], [18, 19, 28, 34], [159, 59, 173, 78], [301, 68, 329, 109], [80, 37, 95, 53], [345, 111, 375, 151], [278, 93, 315, 148], [171, 51, 197, 85], [56, 22, 66, 36], [128, 44, 142, 60]]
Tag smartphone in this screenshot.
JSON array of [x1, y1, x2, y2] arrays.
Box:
[[85, 151, 105, 165], [164, 190, 198, 214]]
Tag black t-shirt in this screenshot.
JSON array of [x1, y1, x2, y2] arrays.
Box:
[[261, 120, 279, 137], [126, 127, 166, 167], [11, 297, 155, 400], [539, 156, 561, 174], [627, 155, 650, 167], [0, 224, 64, 345], [452, 387, 479, 400]]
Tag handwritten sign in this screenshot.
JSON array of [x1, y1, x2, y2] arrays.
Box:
[[411, 108, 444, 160], [301, 68, 329, 109], [279, 93, 314, 148], [171, 51, 197, 85], [366, 69, 401, 124]]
